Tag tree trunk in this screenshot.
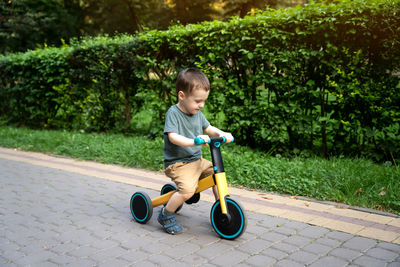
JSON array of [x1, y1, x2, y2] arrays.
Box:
[[123, 0, 143, 32]]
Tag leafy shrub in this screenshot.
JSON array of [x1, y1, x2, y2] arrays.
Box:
[[0, 0, 399, 162]]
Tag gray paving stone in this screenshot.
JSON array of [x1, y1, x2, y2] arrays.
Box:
[[0, 240, 20, 252], [50, 241, 79, 254], [352, 255, 388, 267], [193, 264, 218, 267], [89, 238, 120, 250], [30, 261, 59, 267], [12, 250, 58, 266], [289, 250, 319, 265], [283, 220, 309, 231], [237, 238, 272, 254], [272, 226, 297, 236], [163, 242, 201, 259], [140, 241, 168, 254], [179, 253, 208, 265], [159, 260, 191, 267], [158, 232, 196, 245], [49, 254, 78, 265], [195, 242, 232, 258], [377, 242, 400, 253], [275, 259, 305, 267], [90, 246, 128, 262], [246, 224, 272, 235], [325, 231, 353, 241], [315, 237, 342, 248], [129, 261, 159, 267], [210, 249, 249, 266], [271, 242, 299, 253], [1, 157, 399, 267], [249, 212, 273, 222], [309, 256, 348, 267], [260, 231, 287, 242], [298, 225, 330, 239], [366, 247, 398, 261], [17, 241, 56, 255], [64, 258, 97, 267], [245, 254, 277, 266], [329, 247, 361, 260], [283, 235, 312, 247], [98, 257, 130, 267], [146, 253, 174, 265], [342, 236, 378, 252], [190, 234, 219, 246], [67, 245, 98, 257], [119, 249, 149, 263], [258, 217, 289, 228], [303, 243, 332, 255], [261, 247, 289, 260], [235, 263, 254, 267]]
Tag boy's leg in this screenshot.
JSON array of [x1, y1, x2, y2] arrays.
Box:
[[165, 191, 193, 213], [158, 205, 182, 235], [212, 185, 219, 201], [198, 158, 219, 201], [160, 160, 204, 234]]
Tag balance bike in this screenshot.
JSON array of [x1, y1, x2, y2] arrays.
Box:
[[130, 136, 247, 240]]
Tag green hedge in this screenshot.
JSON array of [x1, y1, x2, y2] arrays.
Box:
[[1, 0, 399, 162]]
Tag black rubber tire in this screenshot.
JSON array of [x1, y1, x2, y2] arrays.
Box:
[[130, 192, 153, 224], [160, 183, 182, 213], [185, 193, 200, 204], [210, 197, 247, 240]]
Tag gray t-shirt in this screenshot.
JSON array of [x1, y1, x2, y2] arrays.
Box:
[[163, 105, 210, 168]]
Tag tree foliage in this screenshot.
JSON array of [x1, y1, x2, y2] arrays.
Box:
[[1, 0, 305, 54], [221, 0, 278, 17], [1, 0, 399, 162], [0, 0, 76, 54]]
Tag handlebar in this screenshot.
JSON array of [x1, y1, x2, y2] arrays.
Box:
[[194, 136, 234, 146]]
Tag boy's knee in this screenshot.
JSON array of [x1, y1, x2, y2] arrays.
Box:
[[180, 192, 195, 201]]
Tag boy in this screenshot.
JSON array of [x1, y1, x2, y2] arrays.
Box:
[[159, 68, 233, 235]]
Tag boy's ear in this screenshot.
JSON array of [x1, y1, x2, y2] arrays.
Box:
[[178, 91, 185, 100]]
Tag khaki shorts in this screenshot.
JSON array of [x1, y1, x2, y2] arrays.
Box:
[[164, 158, 214, 194]]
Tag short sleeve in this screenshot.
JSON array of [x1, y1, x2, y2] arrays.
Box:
[[164, 108, 179, 134]]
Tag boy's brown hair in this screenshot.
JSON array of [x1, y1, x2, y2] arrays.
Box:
[[176, 68, 210, 95]]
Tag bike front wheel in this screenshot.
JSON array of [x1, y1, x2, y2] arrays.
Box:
[[210, 197, 247, 240]]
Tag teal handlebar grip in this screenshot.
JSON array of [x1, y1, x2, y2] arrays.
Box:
[[194, 137, 209, 145], [194, 136, 234, 145]]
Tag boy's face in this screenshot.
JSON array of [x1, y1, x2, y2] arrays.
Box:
[[178, 88, 209, 115]]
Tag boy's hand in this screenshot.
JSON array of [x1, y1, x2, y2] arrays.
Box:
[[196, 135, 210, 145], [221, 132, 234, 143]]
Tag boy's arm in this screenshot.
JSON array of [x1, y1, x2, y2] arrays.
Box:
[[167, 132, 198, 147], [167, 126, 233, 147], [204, 125, 234, 143]]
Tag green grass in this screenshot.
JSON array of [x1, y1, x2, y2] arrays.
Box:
[[1, 126, 399, 214]]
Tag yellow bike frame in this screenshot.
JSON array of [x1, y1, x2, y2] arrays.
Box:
[[151, 172, 230, 213], [151, 136, 231, 215]]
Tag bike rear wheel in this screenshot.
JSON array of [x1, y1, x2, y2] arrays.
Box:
[[160, 183, 183, 213], [130, 192, 153, 224]]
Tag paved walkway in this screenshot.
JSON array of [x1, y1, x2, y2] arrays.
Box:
[[0, 147, 399, 266]]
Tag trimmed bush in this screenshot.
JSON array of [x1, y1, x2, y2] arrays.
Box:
[[1, 0, 399, 161]]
